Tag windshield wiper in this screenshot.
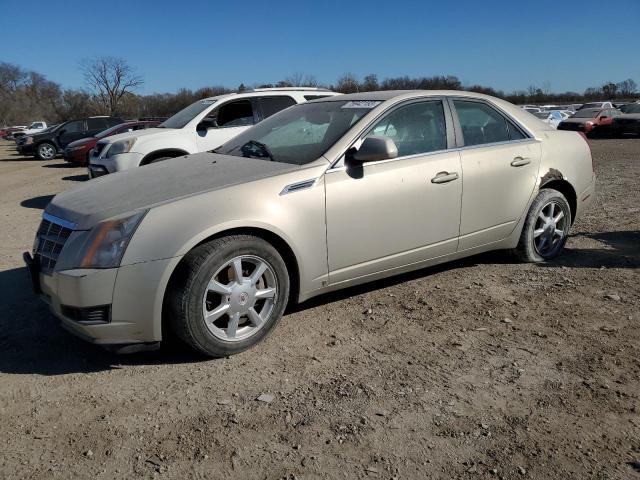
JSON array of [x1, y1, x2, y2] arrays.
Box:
[[241, 140, 276, 162]]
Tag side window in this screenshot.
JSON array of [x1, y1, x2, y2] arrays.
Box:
[[365, 101, 447, 157], [258, 96, 297, 119], [453, 100, 515, 146], [216, 100, 255, 127], [63, 120, 84, 133], [87, 118, 109, 130]]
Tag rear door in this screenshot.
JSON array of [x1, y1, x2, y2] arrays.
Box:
[[256, 96, 297, 121], [450, 98, 541, 250]]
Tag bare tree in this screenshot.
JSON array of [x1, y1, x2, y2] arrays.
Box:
[[282, 72, 318, 87], [617, 78, 637, 97], [82, 56, 143, 115], [335, 73, 359, 93]]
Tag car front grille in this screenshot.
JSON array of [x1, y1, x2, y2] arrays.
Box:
[[34, 217, 74, 274], [61, 305, 111, 324]]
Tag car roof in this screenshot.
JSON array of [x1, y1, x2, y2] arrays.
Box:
[[199, 87, 338, 102], [310, 90, 510, 103]]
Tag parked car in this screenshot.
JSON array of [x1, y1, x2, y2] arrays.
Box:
[[16, 124, 59, 154], [88, 88, 338, 178], [25, 90, 595, 357], [522, 105, 542, 114], [577, 101, 614, 110], [13, 121, 47, 139], [532, 110, 572, 128], [24, 117, 123, 160], [613, 103, 640, 136], [63, 120, 161, 166], [2, 126, 27, 140], [557, 108, 620, 136]]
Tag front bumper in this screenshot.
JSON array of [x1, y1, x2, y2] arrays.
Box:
[[24, 252, 177, 348], [63, 147, 89, 165], [19, 143, 35, 156], [90, 152, 144, 175]]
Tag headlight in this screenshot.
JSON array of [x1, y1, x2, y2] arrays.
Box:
[[25, 137, 34, 145], [106, 138, 136, 158], [78, 211, 146, 268]]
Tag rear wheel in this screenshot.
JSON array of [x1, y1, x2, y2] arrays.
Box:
[[167, 235, 290, 357], [515, 189, 572, 263], [36, 142, 56, 160]]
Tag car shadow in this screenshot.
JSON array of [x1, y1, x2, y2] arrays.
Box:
[[20, 195, 55, 210], [0, 266, 205, 376], [62, 174, 88, 182], [2, 231, 635, 374], [41, 162, 70, 168], [537, 231, 640, 269]]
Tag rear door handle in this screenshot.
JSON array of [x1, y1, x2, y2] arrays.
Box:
[[511, 157, 531, 167], [431, 171, 459, 184]]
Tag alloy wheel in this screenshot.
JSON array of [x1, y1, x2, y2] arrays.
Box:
[[533, 201, 568, 257], [201, 255, 277, 342]]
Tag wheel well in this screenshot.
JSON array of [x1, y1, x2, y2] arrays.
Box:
[[140, 149, 189, 166], [162, 227, 301, 335], [540, 180, 577, 224]]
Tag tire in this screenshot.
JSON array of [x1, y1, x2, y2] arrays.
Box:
[[515, 189, 572, 263], [167, 235, 290, 357], [36, 142, 57, 160]]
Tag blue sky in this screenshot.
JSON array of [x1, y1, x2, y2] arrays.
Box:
[[2, 0, 639, 95]]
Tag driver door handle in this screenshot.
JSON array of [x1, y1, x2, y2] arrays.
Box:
[[511, 157, 531, 167], [431, 171, 459, 184]]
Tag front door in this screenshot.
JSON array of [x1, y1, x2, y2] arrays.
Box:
[[325, 100, 462, 285], [196, 99, 258, 152], [450, 99, 542, 250]]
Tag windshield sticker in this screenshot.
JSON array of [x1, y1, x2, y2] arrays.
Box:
[[341, 101, 381, 109]]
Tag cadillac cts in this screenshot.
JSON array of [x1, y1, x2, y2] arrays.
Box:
[[25, 91, 596, 357]]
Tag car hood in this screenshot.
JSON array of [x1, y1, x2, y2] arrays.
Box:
[[67, 137, 96, 148], [98, 127, 169, 145], [45, 152, 300, 230]]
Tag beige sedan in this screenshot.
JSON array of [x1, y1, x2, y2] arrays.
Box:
[[26, 91, 596, 356]]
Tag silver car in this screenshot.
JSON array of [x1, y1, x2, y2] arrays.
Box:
[[25, 91, 596, 357]]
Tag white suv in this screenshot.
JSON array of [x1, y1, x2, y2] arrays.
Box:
[[88, 88, 338, 177]]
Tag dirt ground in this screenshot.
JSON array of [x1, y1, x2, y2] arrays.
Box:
[[0, 138, 638, 480]]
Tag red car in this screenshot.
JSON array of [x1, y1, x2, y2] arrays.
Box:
[[557, 108, 619, 136], [62, 120, 161, 165]]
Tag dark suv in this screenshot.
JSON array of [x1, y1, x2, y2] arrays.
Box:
[[24, 117, 123, 160]]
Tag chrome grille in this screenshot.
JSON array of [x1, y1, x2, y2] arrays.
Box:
[[34, 217, 73, 274]]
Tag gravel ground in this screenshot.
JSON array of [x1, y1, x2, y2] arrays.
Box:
[[0, 139, 638, 480]]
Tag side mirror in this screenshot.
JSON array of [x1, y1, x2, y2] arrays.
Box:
[[197, 118, 217, 131], [600, 115, 608, 120], [348, 136, 398, 164]]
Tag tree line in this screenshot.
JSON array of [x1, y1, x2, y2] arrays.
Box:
[[0, 57, 637, 126]]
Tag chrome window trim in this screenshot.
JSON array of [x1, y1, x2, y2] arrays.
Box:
[[42, 212, 77, 231], [325, 138, 539, 173]]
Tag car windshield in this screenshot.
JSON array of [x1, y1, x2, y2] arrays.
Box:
[[533, 112, 549, 119], [217, 100, 378, 165], [572, 109, 601, 118], [159, 99, 217, 129]]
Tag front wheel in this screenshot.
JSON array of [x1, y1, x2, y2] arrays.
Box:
[[515, 189, 572, 263], [167, 235, 290, 357], [36, 142, 57, 160]]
